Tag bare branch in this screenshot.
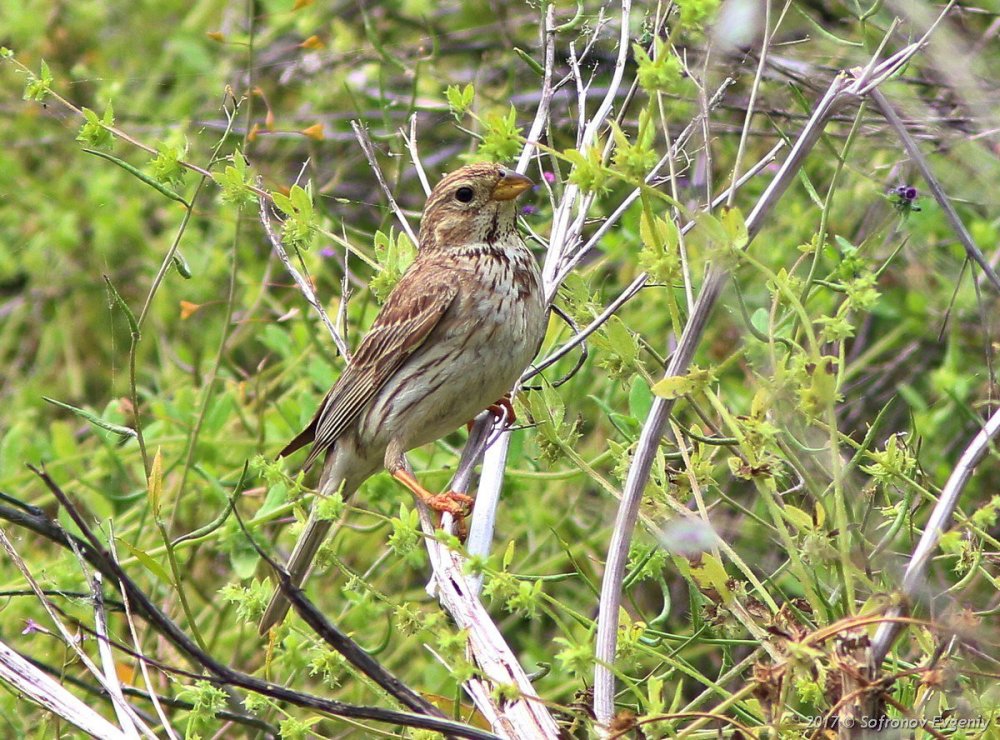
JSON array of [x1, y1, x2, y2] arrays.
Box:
[[0, 638, 131, 740], [592, 27, 947, 727], [258, 194, 351, 359], [351, 121, 420, 247], [0, 483, 502, 740], [870, 406, 1000, 665], [869, 87, 1000, 293], [92, 572, 142, 739], [403, 114, 432, 197], [0, 524, 156, 739]]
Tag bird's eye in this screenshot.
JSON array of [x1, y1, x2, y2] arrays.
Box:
[[455, 186, 474, 203]]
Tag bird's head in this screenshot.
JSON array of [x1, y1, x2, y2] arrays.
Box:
[[417, 163, 533, 252]]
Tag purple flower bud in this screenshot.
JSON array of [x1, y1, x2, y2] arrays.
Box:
[[904, 187, 917, 200], [320, 247, 336, 258], [521, 204, 538, 215], [543, 171, 556, 184]]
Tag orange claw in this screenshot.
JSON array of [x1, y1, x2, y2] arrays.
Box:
[[425, 490, 474, 516], [391, 469, 474, 537], [466, 393, 516, 431], [486, 393, 516, 428]]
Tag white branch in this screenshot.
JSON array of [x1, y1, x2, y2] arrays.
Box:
[[0, 639, 131, 740], [870, 406, 1000, 664]]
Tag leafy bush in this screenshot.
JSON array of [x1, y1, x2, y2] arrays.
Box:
[[1, 1, 999, 737]]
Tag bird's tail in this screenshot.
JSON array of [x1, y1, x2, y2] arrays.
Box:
[[258, 472, 355, 634]]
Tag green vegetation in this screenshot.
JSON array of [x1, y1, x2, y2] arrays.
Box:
[[1, 0, 999, 737]]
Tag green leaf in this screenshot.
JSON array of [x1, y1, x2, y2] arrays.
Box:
[[605, 317, 638, 365], [628, 381, 653, 421], [103, 275, 139, 338], [477, 105, 522, 162], [148, 137, 188, 188], [633, 39, 682, 93], [502, 540, 516, 570], [116, 537, 172, 585], [783, 505, 813, 532], [42, 396, 137, 446], [148, 447, 163, 518], [750, 307, 769, 334], [688, 553, 732, 601], [228, 535, 261, 579], [651, 365, 715, 399], [85, 148, 188, 203], [651, 375, 692, 400], [23, 59, 53, 101], [216, 148, 255, 206], [445, 83, 475, 118], [720, 206, 748, 250], [76, 104, 116, 150]]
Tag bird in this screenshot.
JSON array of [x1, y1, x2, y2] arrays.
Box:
[[259, 163, 548, 633]]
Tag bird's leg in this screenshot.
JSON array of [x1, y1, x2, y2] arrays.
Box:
[[391, 469, 474, 517], [465, 392, 516, 432]]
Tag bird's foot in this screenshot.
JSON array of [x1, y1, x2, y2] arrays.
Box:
[[486, 393, 516, 429], [391, 469, 474, 537], [466, 393, 516, 432], [424, 490, 474, 516]]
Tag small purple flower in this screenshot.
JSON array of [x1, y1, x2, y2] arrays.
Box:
[[319, 247, 336, 258], [521, 204, 538, 215], [542, 171, 556, 184], [888, 185, 921, 216]]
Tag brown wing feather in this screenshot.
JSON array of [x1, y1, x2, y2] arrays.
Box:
[[279, 262, 458, 469]]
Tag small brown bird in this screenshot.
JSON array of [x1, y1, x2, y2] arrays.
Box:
[[259, 163, 547, 632]]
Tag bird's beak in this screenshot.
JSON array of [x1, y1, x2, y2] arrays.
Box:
[[491, 170, 534, 201]]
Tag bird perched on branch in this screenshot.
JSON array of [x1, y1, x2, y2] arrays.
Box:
[[259, 163, 547, 633]]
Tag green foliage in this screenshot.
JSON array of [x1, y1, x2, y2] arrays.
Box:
[[610, 116, 658, 182], [76, 103, 115, 149], [634, 39, 683, 93], [591, 315, 641, 380], [22, 58, 52, 100], [149, 136, 189, 188], [564, 142, 611, 195], [446, 82, 474, 119], [219, 578, 272, 622], [370, 228, 417, 301], [477, 104, 522, 162], [215, 147, 255, 206], [2, 1, 998, 737], [178, 680, 229, 736], [675, 0, 721, 31], [387, 503, 422, 561], [273, 183, 317, 251], [638, 209, 681, 283]]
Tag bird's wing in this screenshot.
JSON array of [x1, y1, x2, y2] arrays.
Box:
[[279, 265, 459, 468]]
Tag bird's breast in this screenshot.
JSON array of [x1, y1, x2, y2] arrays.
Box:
[[359, 242, 546, 452]]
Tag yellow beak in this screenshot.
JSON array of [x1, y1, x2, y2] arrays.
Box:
[[491, 170, 534, 201]]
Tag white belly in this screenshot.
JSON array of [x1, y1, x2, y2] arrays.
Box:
[[358, 254, 545, 452]]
